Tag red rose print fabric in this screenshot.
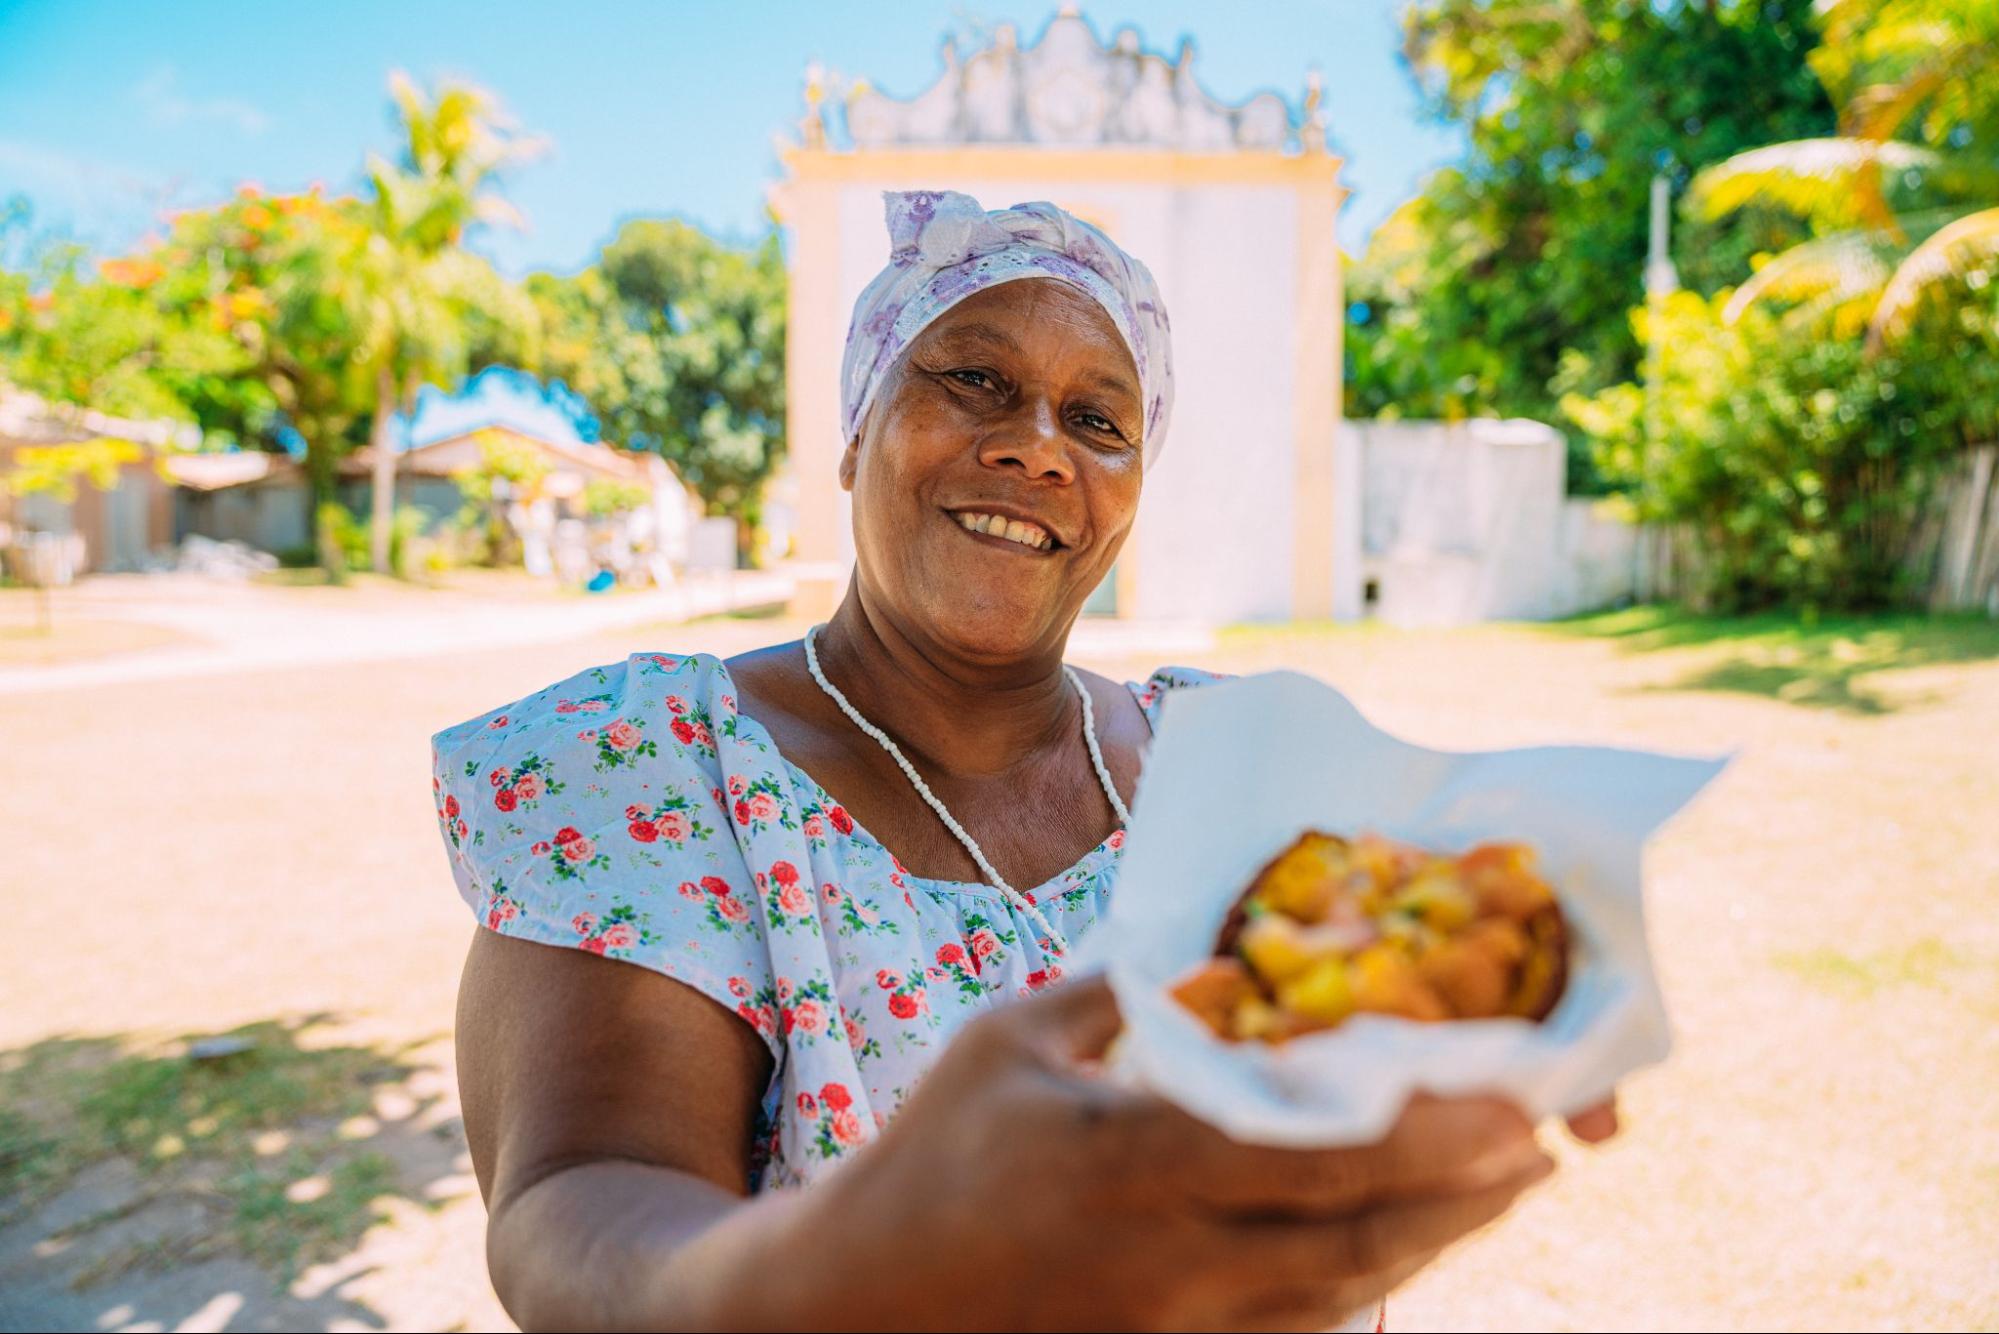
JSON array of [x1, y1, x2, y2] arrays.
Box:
[[432, 652, 1219, 1191]]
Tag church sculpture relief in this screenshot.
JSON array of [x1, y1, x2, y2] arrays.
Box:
[[817, 12, 1326, 155]]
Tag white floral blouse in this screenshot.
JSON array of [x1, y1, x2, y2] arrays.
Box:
[[431, 650, 1220, 1191]]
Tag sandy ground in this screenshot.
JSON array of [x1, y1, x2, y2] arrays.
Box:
[[0, 614, 196, 668], [0, 569, 792, 691], [1, 610, 1995, 1332]]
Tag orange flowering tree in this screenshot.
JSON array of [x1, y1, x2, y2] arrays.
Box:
[[147, 187, 373, 516], [0, 221, 237, 425], [1, 71, 542, 577]]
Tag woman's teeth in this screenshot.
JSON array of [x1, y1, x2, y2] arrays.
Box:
[[955, 512, 1054, 551]]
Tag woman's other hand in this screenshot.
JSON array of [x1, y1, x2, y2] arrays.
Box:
[[1565, 1096, 1619, 1144]]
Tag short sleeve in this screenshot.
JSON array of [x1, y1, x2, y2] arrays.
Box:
[[430, 652, 781, 1061], [1132, 665, 1231, 727]]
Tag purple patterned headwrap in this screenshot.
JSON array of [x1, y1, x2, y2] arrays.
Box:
[[840, 190, 1175, 463]]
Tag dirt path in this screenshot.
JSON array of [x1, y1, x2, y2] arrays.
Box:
[[2, 616, 1994, 1331], [0, 569, 791, 693]]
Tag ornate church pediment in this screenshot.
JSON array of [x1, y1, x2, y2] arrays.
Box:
[[823, 9, 1325, 154]]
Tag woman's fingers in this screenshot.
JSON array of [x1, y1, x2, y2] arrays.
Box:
[[1010, 972, 1127, 1063], [1564, 1097, 1619, 1144], [1221, 1260, 1422, 1334], [1137, 1093, 1539, 1216], [1218, 1150, 1555, 1286]]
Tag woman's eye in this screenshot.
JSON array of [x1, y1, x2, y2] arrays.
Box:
[[949, 369, 994, 389], [1076, 412, 1125, 440]]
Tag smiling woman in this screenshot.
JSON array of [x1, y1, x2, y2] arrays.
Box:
[[841, 279, 1145, 667], [434, 191, 1576, 1332]]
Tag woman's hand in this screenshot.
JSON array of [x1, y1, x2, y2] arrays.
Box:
[[738, 976, 1558, 1332]]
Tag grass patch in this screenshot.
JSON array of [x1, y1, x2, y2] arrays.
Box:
[[1772, 938, 1971, 998], [709, 601, 792, 620], [1548, 604, 1999, 714], [250, 568, 431, 592], [226, 1148, 400, 1272], [0, 1102, 59, 1198], [250, 566, 344, 588], [0, 1018, 434, 1280]]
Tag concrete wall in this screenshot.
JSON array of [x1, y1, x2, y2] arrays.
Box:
[[1552, 496, 1650, 617], [17, 460, 179, 573], [1346, 419, 1643, 625], [1347, 428, 1999, 623], [177, 482, 314, 557], [178, 477, 457, 557]]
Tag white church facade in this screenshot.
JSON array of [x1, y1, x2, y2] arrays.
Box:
[[769, 11, 1353, 624]]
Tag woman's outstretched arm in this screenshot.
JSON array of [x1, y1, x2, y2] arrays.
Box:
[[458, 929, 802, 1331], [460, 928, 1560, 1332]]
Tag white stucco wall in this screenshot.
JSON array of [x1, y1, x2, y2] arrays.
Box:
[[1348, 419, 1643, 624], [1131, 185, 1297, 622], [1551, 497, 1647, 618]]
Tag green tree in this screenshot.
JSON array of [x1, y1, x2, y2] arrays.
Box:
[[149, 189, 377, 561], [531, 218, 785, 556], [1556, 0, 1999, 611], [0, 212, 231, 606], [0, 222, 240, 425], [1563, 283, 1994, 610], [2, 85, 544, 581], [1688, 0, 1999, 359], [1347, 0, 1836, 488], [355, 72, 542, 572], [3, 190, 376, 573]]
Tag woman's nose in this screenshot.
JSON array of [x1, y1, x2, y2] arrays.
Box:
[[977, 396, 1075, 483]]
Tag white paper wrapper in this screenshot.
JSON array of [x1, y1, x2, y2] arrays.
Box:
[[1079, 671, 1726, 1148]]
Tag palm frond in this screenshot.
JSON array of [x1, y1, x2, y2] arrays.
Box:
[[1847, 25, 1987, 139], [1722, 230, 1903, 324], [1722, 207, 1966, 325], [1690, 138, 1940, 233], [1869, 206, 1999, 347]]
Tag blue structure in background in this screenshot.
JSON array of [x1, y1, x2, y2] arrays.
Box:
[[393, 366, 604, 452]]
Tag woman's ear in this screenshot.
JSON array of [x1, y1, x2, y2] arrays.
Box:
[[838, 434, 860, 492]]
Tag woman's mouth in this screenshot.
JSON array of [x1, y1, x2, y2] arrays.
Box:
[[951, 511, 1057, 553]]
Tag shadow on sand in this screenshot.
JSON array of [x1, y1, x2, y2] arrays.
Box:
[[0, 1015, 478, 1332]]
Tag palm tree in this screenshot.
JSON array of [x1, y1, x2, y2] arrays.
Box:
[[357, 74, 541, 573], [1689, 0, 1999, 349]]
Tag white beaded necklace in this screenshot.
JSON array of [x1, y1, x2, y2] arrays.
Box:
[[802, 624, 1131, 957]]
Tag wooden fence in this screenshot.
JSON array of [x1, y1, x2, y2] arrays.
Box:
[[1913, 443, 1999, 614], [1625, 443, 1998, 614]]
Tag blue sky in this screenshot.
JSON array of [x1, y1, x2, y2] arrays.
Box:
[[0, 0, 1462, 274]]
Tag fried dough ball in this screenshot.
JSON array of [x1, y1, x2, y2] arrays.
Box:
[[1171, 832, 1571, 1042]]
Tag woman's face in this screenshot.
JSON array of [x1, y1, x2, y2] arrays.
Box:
[[841, 278, 1145, 663]]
